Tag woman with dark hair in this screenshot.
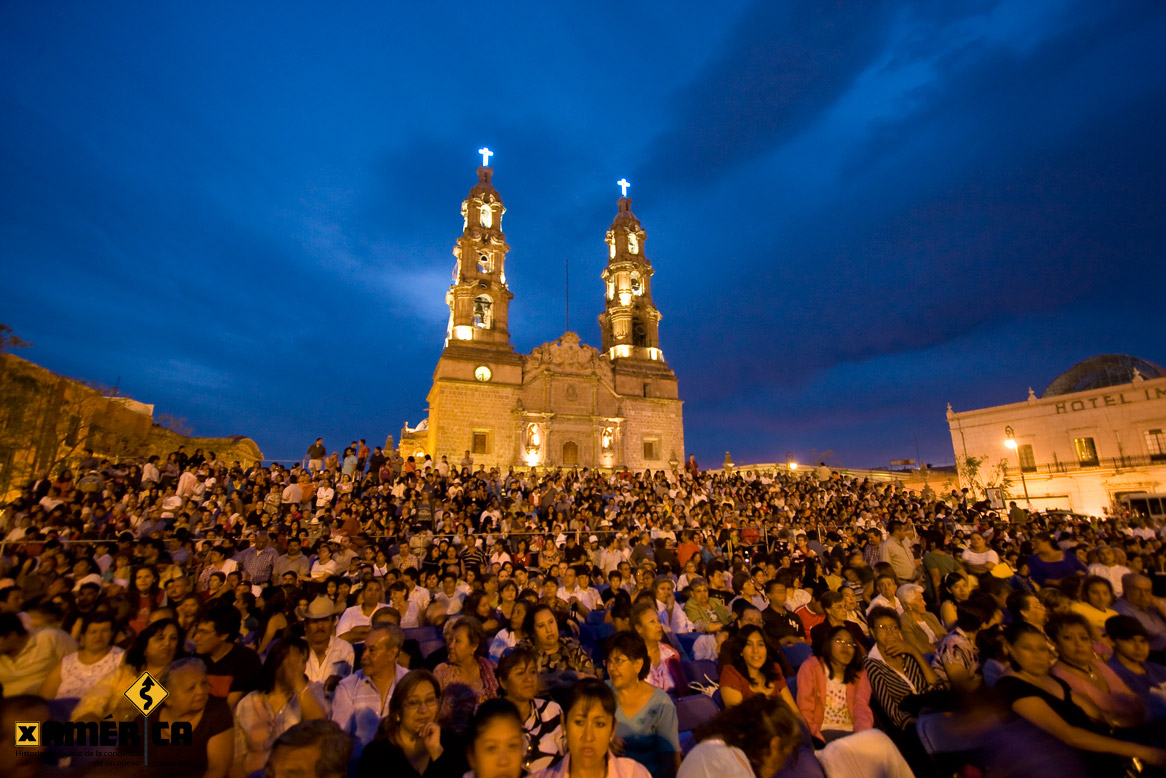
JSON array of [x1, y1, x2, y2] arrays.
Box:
[[719, 625, 801, 720], [358, 669, 465, 778], [1028, 532, 1087, 588], [527, 678, 651, 778], [126, 564, 164, 635], [257, 586, 291, 656], [1069, 575, 1119, 643], [515, 603, 596, 688], [796, 624, 873, 743], [997, 621, 1166, 776], [497, 646, 564, 773], [465, 698, 526, 778], [498, 579, 521, 623], [74, 617, 182, 721], [862, 606, 942, 733], [40, 611, 124, 707], [434, 615, 499, 730], [489, 599, 529, 663], [463, 590, 502, 636], [604, 631, 681, 778], [937, 571, 971, 630], [231, 637, 327, 777], [679, 695, 801, 778], [931, 600, 992, 691], [629, 600, 684, 693], [1047, 612, 1144, 729]]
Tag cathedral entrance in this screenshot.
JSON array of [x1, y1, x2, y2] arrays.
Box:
[[562, 440, 579, 466]]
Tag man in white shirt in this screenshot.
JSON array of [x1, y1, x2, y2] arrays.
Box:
[[303, 597, 354, 692], [331, 624, 408, 754], [337, 579, 384, 644], [866, 574, 905, 615], [434, 572, 465, 615], [0, 613, 77, 695]]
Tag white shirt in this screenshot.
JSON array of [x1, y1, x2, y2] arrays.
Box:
[[336, 604, 378, 637], [305, 637, 354, 685], [330, 665, 408, 750], [657, 601, 694, 633], [960, 548, 999, 567]]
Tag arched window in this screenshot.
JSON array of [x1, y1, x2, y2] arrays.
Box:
[[630, 272, 643, 296], [473, 295, 493, 329], [606, 277, 615, 300], [628, 232, 639, 254], [479, 203, 492, 228], [478, 253, 492, 273], [562, 440, 579, 466], [632, 318, 646, 347]]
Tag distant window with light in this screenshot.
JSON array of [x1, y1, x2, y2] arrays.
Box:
[[479, 204, 492, 228], [1073, 437, 1099, 466], [478, 253, 491, 273], [1146, 429, 1166, 460], [643, 438, 659, 461], [472, 432, 488, 455], [1018, 444, 1036, 472], [628, 233, 639, 254]]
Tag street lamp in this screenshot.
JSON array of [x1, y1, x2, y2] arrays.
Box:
[[1004, 425, 1031, 509]]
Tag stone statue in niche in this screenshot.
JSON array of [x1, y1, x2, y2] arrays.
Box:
[[601, 427, 614, 454], [524, 423, 541, 455], [566, 384, 578, 401]]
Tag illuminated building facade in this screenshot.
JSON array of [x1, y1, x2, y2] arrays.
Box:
[[400, 162, 684, 471], [947, 354, 1166, 516]]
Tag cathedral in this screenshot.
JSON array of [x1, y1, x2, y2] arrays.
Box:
[[399, 159, 685, 471]]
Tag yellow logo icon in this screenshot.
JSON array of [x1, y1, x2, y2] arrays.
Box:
[[124, 671, 168, 716], [15, 721, 40, 746]]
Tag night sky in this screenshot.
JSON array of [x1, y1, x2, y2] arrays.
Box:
[[3, 1, 1165, 468]]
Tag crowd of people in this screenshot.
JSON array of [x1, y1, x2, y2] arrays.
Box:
[[2, 437, 1166, 778]]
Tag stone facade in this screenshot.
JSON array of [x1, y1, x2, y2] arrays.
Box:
[[402, 166, 684, 471], [947, 355, 1166, 516]]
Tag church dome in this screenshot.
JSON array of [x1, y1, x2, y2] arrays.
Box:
[[1041, 354, 1166, 398]]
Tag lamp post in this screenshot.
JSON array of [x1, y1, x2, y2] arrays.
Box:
[[1004, 425, 1031, 509]]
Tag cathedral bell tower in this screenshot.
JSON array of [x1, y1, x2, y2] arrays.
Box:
[[599, 196, 664, 362], [445, 159, 515, 351]]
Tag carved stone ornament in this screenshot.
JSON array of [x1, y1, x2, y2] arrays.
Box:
[[525, 332, 613, 382]]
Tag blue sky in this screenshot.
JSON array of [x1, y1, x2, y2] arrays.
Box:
[[3, 1, 1164, 467]]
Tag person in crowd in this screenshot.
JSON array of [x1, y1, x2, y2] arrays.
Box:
[[497, 646, 565, 773], [337, 577, 385, 644], [303, 595, 355, 690], [527, 678, 652, 778], [75, 616, 182, 721], [263, 719, 352, 778], [1114, 573, 1166, 663], [489, 599, 529, 662], [937, 571, 971, 630], [629, 599, 684, 692], [516, 603, 597, 690], [809, 590, 867, 654], [897, 583, 943, 655], [193, 602, 263, 710], [654, 576, 693, 634], [434, 614, 499, 727], [357, 668, 465, 778], [680, 694, 912, 778], [231, 636, 328, 777], [331, 623, 408, 751], [796, 624, 873, 743], [0, 610, 76, 695], [604, 631, 681, 778], [1046, 612, 1145, 729], [157, 657, 235, 778], [1087, 545, 1132, 596], [760, 578, 806, 646], [996, 621, 1166, 775], [1069, 575, 1119, 643], [1104, 614, 1166, 720], [863, 605, 943, 732], [931, 600, 993, 691], [1028, 532, 1087, 587], [1008, 589, 1048, 632], [719, 624, 801, 719], [464, 698, 527, 778], [38, 610, 124, 709]]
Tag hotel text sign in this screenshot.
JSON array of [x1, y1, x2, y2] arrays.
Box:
[[1055, 386, 1166, 414]]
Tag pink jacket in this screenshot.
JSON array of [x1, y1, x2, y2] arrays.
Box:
[[795, 656, 874, 739]]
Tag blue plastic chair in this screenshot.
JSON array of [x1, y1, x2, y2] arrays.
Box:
[[781, 641, 813, 671]]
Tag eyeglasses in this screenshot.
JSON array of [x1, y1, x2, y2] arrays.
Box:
[[873, 624, 901, 633], [404, 696, 438, 711], [606, 655, 632, 667]]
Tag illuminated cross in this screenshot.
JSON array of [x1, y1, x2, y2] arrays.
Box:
[[478, 147, 493, 166], [617, 178, 630, 197]]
